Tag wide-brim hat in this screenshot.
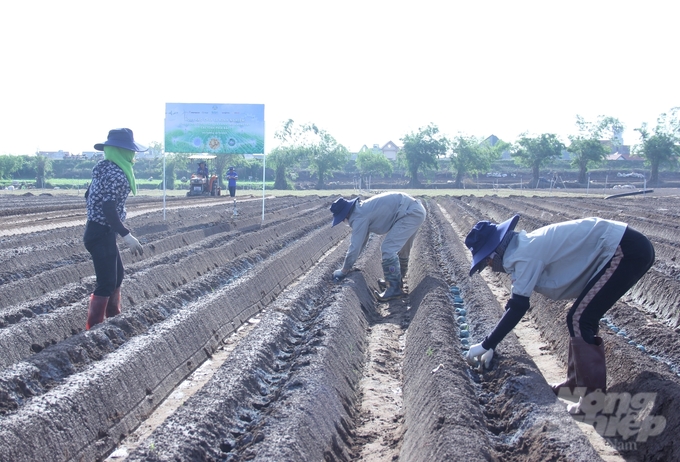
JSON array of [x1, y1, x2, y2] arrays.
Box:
[[465, 214, 520, 276], [94, 128, 148, 152], [330, 197, 358, 227]]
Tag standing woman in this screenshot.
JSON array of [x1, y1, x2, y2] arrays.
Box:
[[84, 128, 146, 329]]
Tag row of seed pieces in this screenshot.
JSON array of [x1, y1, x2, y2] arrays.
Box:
[[451, 286, 469, 349]]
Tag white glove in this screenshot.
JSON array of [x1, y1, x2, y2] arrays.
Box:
[[333, 269, 347, 280], [466, 342, 494, 369], [123, 233, 143, 256]]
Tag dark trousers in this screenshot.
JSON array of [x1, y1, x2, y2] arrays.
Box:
[[83, 221, 124, 297], [567, 226, 655, 344], [229, 186, 236, 197]]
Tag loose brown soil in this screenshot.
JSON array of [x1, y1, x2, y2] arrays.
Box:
[[1, 189, 679, 461]]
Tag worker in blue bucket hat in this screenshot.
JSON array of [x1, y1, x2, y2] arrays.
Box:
[[464, 214, 654, 414], [330, 192, 426, 302]]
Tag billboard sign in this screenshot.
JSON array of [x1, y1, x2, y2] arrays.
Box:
[[165, 103, 264, 154]]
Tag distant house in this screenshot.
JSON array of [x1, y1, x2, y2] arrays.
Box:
[[607, 152, 644, 162], [602, 141, 643, 162], [481, 134, 512, 160], [81, 151, 102, 159], [481, 135, 500, 147], [63, 152, 86, 159], [355, 141, 400, 161], [381, 141, 399, 160], [38, 150, 70, 160]]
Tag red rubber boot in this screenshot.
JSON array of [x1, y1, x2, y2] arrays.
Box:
[[86, 294, 109, 330], [106, 286, 122, 318]]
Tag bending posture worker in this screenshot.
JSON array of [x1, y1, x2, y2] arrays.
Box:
[[330, 192, 426, 302], [84, 128, 146, 330], [464, 215, 654, 412]]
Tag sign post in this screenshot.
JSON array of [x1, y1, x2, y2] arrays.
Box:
[[164, 103, 266, 219]]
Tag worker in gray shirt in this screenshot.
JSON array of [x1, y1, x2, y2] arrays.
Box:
[[330, 192, 426, 302]]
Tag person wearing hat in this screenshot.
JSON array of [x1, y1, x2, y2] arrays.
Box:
[[464, 215, 654, 413], [330, 191, 426, 302], [196, 161, 209, 177], [83, 128, 147, 330], [226, 166, 238, 198]]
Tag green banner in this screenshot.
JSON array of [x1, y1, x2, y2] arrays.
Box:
[[165, 103, 264, 154]]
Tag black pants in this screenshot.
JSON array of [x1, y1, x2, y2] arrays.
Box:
[[83, 221, 124, 297], [567, 226, 655, 344], [229, 186, 236, 197]]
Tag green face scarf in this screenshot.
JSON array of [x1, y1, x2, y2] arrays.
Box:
[[103, 145, 137, 195]]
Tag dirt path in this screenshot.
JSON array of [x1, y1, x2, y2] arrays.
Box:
[[352, 300, 408, 461]]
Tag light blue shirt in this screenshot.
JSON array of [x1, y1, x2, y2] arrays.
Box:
[[503, 218, 627, 299]]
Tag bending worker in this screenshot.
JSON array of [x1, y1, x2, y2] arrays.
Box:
[[330, 192, 426, 302], [464, 215, 654, 413], [84, 128, 146, 329]]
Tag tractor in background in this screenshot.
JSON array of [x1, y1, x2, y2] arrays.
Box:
[[186, 155, 221, 197]]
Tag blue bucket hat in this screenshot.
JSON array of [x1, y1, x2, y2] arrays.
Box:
[[94, 128, 148, 152], [465, 214, 520, 276], [330, 197, 358, 227]]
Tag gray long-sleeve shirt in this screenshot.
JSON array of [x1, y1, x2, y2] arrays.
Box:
[[342, 192, 420, 272]]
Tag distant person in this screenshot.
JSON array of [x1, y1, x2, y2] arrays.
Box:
[[329, 192, 426, 302], [196, 161, 209, 177], [84, 128, 146, 330], [226, 166, 238, 197], [463, 215, 654, 414]]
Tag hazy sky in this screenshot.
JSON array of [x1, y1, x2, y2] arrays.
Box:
[[1, 1, 677, 155]]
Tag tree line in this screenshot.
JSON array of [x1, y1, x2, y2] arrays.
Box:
[[266, 109, 678, 189], [2, 108, 678, 189]]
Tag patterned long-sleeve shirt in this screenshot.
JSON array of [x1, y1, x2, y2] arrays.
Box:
[[86, 160, 131, 235]]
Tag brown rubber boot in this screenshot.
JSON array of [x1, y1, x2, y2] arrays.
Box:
[[551, 338, 576, 396], [572, 336, 606, 393], [106, 286, 122, 318], [566, 336, 607, 415], [86, 294, 110, 330]]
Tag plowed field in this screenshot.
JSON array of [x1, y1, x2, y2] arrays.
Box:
[[1, 190, 679, 461]]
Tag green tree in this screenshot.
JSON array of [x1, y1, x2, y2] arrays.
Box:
[[269, 119, 305, 190], [299, 123, 349, 189], [634, 108, 680, 185], [512, 133, 565, 187], [356, 147, 392, 188], [147, 141, 164, 159], [145, 143, 181, 189], [0, 155, 23, 180], [567, 115, 624, 184], [32, 154, 52, 188], [399, 123, 448, 188], [449, 135, 497, 188], [567, 138, 607, 184], [163, 157, 176, 190]]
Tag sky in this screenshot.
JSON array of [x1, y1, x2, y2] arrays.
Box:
[[0, 0, 677, 155]]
